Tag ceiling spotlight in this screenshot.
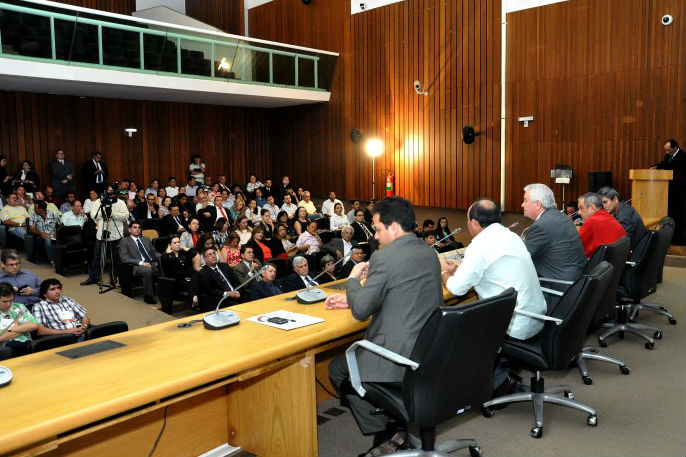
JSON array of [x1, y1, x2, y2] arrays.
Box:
[[124, 128, 137, 137]]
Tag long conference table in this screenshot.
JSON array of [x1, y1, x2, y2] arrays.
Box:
[[0, 277, 469, 457]]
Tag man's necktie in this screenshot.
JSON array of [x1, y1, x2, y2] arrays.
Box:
[[136, 238, 153, 263], [96, 162, 103, 183], [174, 216, 182, 227], [268, 282, 281, 295], [214, 267, 233, 291], [305, 276, 318, 286]]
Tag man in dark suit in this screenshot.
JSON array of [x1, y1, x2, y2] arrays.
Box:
[[82, 151, 108, 195], [118, 221, 161, 304], [250, 263, 283, 300], [133, 193, 160, 221], [196, 200, 217, 233], [327, 196, 443, 455], [653, 139, 686, 245], [160, 204, 188, 237], [336, 246, 364, 279], [233, 246, 263, 284], [598, 187, 647, 250], [274, 175, 291, 206], [323, 225, 358, 260], [49, 149, 76, 199], [521, 183, 587, 284], [280, 256, 319, 292], [191, 247, 243, 311]]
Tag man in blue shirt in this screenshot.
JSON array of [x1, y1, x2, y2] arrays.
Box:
[[0, 249, 42, 311]]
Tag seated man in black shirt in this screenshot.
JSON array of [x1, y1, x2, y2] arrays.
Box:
[[597, 186, 647, 250]]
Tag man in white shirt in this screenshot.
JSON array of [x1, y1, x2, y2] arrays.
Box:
[[262, 195, 279, 220], [321, 191, 344, 218], [440, 198, 547, 392], [280, 194, 298, 219], [347, 199, 361, 223], [165, 177, 179, 198], [184, 177, 199, 197], [296, 221, 322, 255], [297, 191, 319, 217]]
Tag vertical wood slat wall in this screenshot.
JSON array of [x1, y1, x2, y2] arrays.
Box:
[[185, 0, 244, 36], [249, 0, 501, 208], [505, 0, 686, 211], [0, 93, 272, 193]]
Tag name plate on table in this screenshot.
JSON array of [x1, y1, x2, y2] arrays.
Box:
[[247, 310, 324, 330]]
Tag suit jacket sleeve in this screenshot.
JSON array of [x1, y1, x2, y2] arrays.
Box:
[[346, 259, 388, 321], [119, 238, 141, 265], [523, 222, 548, 261]]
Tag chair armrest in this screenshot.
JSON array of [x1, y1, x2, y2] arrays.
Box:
[[514, 309, 563, 325], [538, 277, 574, 285], [541, 286, 564, 297], [625, 261, 636, 267], [345, 340, 419, 397]]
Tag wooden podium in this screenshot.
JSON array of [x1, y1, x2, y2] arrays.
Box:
[[629, 169, 673, 228]]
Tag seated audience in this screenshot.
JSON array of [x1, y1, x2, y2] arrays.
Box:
[[577, 192, 627, 258], [565, 200, 583, 223], [296, 221, 323, 255], [220, 232, 242, 266], [262, 195, 280, 221], [250, 263, 283, 300], [597, 186, 647, 250], [196, 233, 220, 265], [347, 199, 361, 223], [297, 191, 321, 218], [61, 200, 86, 227], [59, 192, 76, 213], [160, 204, 188, 237], [213, 196, 231, 223], [434, 216, 455, 250], [246, 199, 262, 225], [294, 207, 311, 235], [318, 255, 338, 284], [254, 188, 267, 207], [0, 281, 38, 357], [233, 245, 263, 284], [336, 246, 364, 279], [191, 247, 244, 311], [13, 160, 40, 194], [329, 202, 349, 230], [256, 209, 276, 238], [234, 216, 253, 245], [246, 226, 281, 263], [145, 179, 160, 196], [119, 221, 161, 305], [0, 193, 30, 240], [28, 191, 61, 218], [246, 174, 264, 197], [422, 231, 438, 249], [363, 199, 375, 224], [188, 154, 205, 184], [324, 225, 357, 261], [83, 189, 99, 215], [273, 224, 306, 257], [230, 199, 247, 223], [29, 201, 60, 266], [184, 176, 199, 197], [165, 177, 179, 198], [351, 209, 375, 243], [33, 278, 90, 340], [262, 178, 273, 198], [160, 235, 200, 290], [280, 194, 298, 219], [133, 193, 161, 220], [0, 250, 42, 310], [321, 192, 343, 218], [281, 256, 319, 292], [212, 217, 231, 248], [158, 191, 170, 214]]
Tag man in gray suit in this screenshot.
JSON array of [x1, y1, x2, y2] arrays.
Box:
[[521, 183, 587, 284], [118, 221, 161, 304], [322, 225, 358, 260], [232, 246, 263, 285], [328, 196, 442, 455]]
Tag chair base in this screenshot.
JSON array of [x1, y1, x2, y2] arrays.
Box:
[[630, 302, 677, 325], [482, 376, 597, 439], [391, 437, 481, 457], [575, 347, 630, 384], [598, 322, 659, 349]]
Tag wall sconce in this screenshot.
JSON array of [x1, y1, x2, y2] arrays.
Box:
[[124, 128, 137, 137], [518, 116, 534, 128]]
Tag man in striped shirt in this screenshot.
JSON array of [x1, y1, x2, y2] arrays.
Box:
[[32, 278, 90, 340]]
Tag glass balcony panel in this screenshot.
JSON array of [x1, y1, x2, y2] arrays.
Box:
[[272, 53, 295, 86], [297, 57, 315, 89], [179, 38, 211, 77], [54, 19, 98, 64], [102, 26, 140, 69], [0, 9, 50, 58]]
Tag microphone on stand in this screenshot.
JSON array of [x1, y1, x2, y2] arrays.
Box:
[[203, 265, 269, 330], [296, 252, 353, 304], [433, 227, 462, 247], [507, 222, 519, 230]]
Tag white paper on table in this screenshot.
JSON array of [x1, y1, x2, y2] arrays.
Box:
[[246, 310, 324, 330]]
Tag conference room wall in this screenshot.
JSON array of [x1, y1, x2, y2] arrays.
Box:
[[505, 0, 686, 210], [0, 92, 273, 192], [55, 0, 136, 15], [249, 0, 502, 208], [185, 0, 244, 36]]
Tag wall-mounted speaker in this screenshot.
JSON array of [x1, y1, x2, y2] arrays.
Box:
[[350, 128, 362, 143], [302, 0, 312, 5], [462, 125, 480, 144]]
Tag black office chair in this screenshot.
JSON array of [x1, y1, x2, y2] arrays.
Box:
[[483, 262, 613, 438], [157, 259, 192, 315], [30, 334, 78, 353], [598, 231, 663, 349], [628, 217, 676, 325], [54, 225, 89, 275], [345, 288, 517, 456], [0, 347, 13, 360], [152, 236, 171, 253], [575, 236, 631, 384], [85, 321, 128, 340]]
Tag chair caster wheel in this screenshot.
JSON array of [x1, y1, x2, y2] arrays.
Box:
[[669, 317, 677, 325], [481, 407, 493, 418], [564, 390, 575, 399], [620, 365, 630, 375], [582, 376, 593, 385], [530, 426, 543, 438], [645, 342, 654, 350], [587, 415, 598, 426], [598, 339, 607, 348], [654, 331, 662, 340], [469, 445, 483, 457]]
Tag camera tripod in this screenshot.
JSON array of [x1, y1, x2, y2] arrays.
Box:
[[96, 200, 120, 294]]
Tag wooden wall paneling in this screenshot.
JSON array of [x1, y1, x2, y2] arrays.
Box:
[[185, 0, 244, 35]]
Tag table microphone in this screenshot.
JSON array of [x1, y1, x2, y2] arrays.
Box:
[[296, 252, 352, 304], [433, 227, 462, 247], [203, 265, 268, 330], [507, 222, 519, 230]]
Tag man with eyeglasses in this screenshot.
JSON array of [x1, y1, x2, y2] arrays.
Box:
[[0, 249, 42, 310]]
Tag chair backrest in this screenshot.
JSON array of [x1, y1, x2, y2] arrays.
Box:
[[153, 236, 170, 253], [30, 334, 78, 353], [85, 321, 128, 340], [403, 288, 517, 426], [141, 218, 160, 232], [57, 225, 83, 245], [142, 229, 159, 240], [542, 262, 614, 369], [621, 230, 661, 301], [585, 236, 630, 327]]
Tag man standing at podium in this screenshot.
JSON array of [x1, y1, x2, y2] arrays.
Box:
[[652, 139, 686, 245]]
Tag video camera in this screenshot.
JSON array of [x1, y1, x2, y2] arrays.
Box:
[[100, 181, 123, 206]]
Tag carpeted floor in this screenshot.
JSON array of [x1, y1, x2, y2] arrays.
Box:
[[316, 267, 686, 457]]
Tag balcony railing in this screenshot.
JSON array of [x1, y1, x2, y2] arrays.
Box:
[[0, 0, 337, 91]]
